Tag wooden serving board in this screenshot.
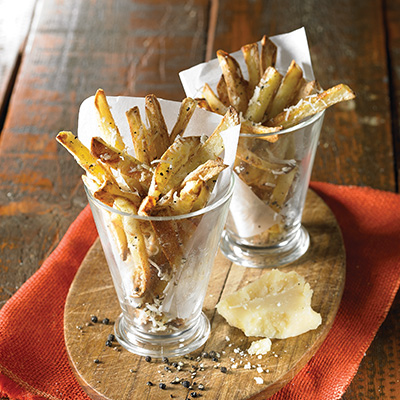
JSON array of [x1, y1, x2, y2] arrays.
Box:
[[64, 189, 346, 400]]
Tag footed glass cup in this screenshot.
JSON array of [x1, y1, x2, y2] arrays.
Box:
[[220, 111, 325, 268], [85, 179, 234, 358]]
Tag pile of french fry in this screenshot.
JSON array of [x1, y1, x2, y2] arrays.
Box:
[[198, 35, 356, 245], [57, 89, 239, 329], [200, 35, 355, 132]]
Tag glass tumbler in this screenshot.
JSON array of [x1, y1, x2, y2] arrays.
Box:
[[85, 178, 234, 358], [220, 111, 325, 268]]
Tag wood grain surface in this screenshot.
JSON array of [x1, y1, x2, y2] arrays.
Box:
[[1, 0, 400, 398], [64, 190, 345, 400], [0, 0, 37, 127]]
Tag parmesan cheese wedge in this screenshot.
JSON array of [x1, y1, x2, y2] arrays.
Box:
[[216, 269, 321, 339]]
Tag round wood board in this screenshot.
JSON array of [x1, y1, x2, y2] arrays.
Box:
[[64, 189, 346, 400]]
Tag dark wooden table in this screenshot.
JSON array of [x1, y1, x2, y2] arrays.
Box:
[[1, 0, 399, 399]]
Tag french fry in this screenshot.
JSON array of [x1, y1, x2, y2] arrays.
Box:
[[195, 98, 212, 112], [90, 136, 152, 195], [171, 181, 205, 215], [234, 159, 276, 188], [217, 75, 230, 106], [173, 107, 239, 185], [138, 199, 184, 267], [56, 131, 114, 185], [94, 89, 126, 151], [292, 79, 322, 105], [147, 150, 226, 216], [240, 120, 281, 143], [149, 159, 226, 218], [80, 175, 113, 207], [126, 106, 153, 165], [84, 173, 130, 261], [150, 219, 184, 267], [217, 50, 248, 113], [92, 179, 142, 208], [236, 139, 292, 172], [269, 84, 356, 129], [247, 129, 298, 210], [181, 157, 227, 184], [260, 35, 277, 73], [138, 195, 157, 216], [148, 136, 201, 198], [244, 67, 282, 123], [144, 94, 171, 160], [191, 185, 212, 212], [242, 42, 261, 94], [113, 197, 153, 298], [267, 60, 304, 119], [173, 159, 226, 213], [109, 213, 129, 261], [202, 83, 228, 116], [83, 174, 131, 263], [269, 166, 298, 213], [81, 174, 100, 193], [169, 97, 197, 143]]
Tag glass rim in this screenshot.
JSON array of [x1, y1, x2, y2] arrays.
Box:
[[239, 110, 325, 139], [84, 174, 235, 221]]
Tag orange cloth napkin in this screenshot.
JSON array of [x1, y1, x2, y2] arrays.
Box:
[[0, 182, 400, 400]]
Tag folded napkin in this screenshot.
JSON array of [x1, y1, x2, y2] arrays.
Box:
[[1, 182, 400, 400]]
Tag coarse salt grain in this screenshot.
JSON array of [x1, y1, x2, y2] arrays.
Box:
[[254, 377, 264, 385]]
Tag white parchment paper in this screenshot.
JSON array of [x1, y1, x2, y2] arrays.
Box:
[[179, 27, 314, 237]]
